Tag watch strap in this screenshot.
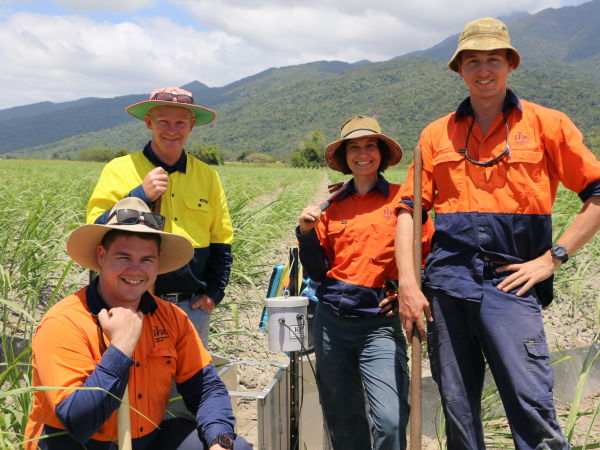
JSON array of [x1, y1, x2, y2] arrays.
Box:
[[209, 434, 234, 449]]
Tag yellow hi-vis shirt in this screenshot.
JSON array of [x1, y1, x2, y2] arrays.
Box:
[[87, 151, 233, 248]]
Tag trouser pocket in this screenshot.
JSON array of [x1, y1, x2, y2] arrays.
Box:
[[524, 341, 554, 401]]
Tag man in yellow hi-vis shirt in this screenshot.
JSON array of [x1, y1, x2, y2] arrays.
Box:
[[87, 86, 233, 347]]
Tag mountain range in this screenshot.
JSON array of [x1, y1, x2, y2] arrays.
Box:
[[2, 0, 599, 160]]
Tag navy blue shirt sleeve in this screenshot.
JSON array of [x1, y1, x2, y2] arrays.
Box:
[[93, 184, 151, 224], [578, 180, 600, 202], [154, 244, 232, 303], [177, 364, 235, 444], [55, 345, 132, 443], [296, 226, 329, 282], [203, 243, 232, 303]]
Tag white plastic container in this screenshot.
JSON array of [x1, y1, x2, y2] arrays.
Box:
[[264, 296, 309, 352]]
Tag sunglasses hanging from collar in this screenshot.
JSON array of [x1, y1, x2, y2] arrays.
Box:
[[459, 115, 511, 167]]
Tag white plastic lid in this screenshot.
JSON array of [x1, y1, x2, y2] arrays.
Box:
[[264, 296, 309, 308]]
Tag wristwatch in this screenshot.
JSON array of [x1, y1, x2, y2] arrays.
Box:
[[550, 244, 569, 263], [209, 434, 234, 449]]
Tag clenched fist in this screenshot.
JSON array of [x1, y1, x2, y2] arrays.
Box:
[[142, 167, 168, 202]]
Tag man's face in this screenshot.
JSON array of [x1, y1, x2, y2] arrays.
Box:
[[144, 105, 195, 163], [458, 49, 514, 101], [97, 234, 160, 308]]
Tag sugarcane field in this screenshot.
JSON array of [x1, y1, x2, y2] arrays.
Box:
[[0, 158, 598, 449]]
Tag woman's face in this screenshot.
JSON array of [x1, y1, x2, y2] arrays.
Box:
[[345, 136, 381, 177]]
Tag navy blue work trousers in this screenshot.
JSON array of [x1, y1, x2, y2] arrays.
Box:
[[426, 281, 568, 450], [312, 303, 410, 450]]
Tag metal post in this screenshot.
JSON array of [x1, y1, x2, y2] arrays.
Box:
[[289, 351, 300, 450]]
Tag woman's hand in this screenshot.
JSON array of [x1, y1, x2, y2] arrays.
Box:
[[298, 205, 322, 233], [379, 292, 398, 316]]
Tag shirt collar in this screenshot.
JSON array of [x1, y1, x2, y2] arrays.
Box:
[[338, 174, 390, 201], [455, 89, 523, 121], [143, 141, 187, 174], [86, 276, 158, 316]]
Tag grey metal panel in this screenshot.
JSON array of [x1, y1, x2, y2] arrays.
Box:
[[296, 357, 331, 449], [217, 362, 238, 390], [258, 367, 287, 450]]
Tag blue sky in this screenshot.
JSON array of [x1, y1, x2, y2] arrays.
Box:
[[0, 0, 593, 109]]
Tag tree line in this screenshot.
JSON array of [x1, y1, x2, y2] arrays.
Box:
[[75, 142, 225, 165]]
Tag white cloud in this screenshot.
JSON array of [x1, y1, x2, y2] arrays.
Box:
[[174, 0, 568, 63], [0, 12, 257, 108], [0, 0, 591, 109], [55, 0, 157, 13]]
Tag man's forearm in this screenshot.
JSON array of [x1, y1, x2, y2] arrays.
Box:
[[55, 345, 132, 443], [395, 210, 419, 288], [178, 365, 235, 445], [555, 196, 600, 257]]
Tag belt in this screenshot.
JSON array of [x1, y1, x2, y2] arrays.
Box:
[[161, 293, 195, 304]]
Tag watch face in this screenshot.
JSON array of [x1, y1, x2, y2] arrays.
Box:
[[551, 244, 568, 262], [212, 434, 233, 448]]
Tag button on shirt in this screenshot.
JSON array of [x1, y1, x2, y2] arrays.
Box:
[[399, 90, 600, 306]]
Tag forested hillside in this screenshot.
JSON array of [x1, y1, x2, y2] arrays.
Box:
[[2, 0, 599, 160]]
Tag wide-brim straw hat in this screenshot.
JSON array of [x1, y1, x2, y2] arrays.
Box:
[[126, 86, 216, 126], [67, 197, 193, 274], [448, 17, 521, 72], [325, 116, 402, 172]]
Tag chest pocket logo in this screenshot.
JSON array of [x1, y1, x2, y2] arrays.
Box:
[[153, 325, 171, 343]]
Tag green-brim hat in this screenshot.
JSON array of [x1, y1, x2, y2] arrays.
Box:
[[448, 17, 521, 72], [125, 86, 216, 126]]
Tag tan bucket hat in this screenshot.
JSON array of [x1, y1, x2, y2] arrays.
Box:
[[67, 197, 193, 274], [448, 17, 521, 72], [325, 116, 402, 172], [126, 86, 216, 126]]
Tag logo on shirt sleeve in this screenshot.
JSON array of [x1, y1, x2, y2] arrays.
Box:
[[383, 207, 395, 221]]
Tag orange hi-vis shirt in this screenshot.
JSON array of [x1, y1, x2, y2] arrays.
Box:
[[298, 176, 433, 317], [24, 282, 230, 448], [399, 91, 600, 306]]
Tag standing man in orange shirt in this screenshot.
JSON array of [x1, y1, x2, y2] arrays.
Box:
[[395, 18, 600, 449]]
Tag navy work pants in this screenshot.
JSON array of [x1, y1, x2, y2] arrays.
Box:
[[426, 281, 568, 450], [312, 303, 410, 450]]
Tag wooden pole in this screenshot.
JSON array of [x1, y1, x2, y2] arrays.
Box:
[[117, 194, 162, 450], [409, 146, 423, 450], [117, 388, 132, 450]]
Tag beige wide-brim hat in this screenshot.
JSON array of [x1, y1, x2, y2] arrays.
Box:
[[325, 115, 402, 172], [448, 17, 521, 72], [126, 86, 216, 126], [67, 198, 193, 274]]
